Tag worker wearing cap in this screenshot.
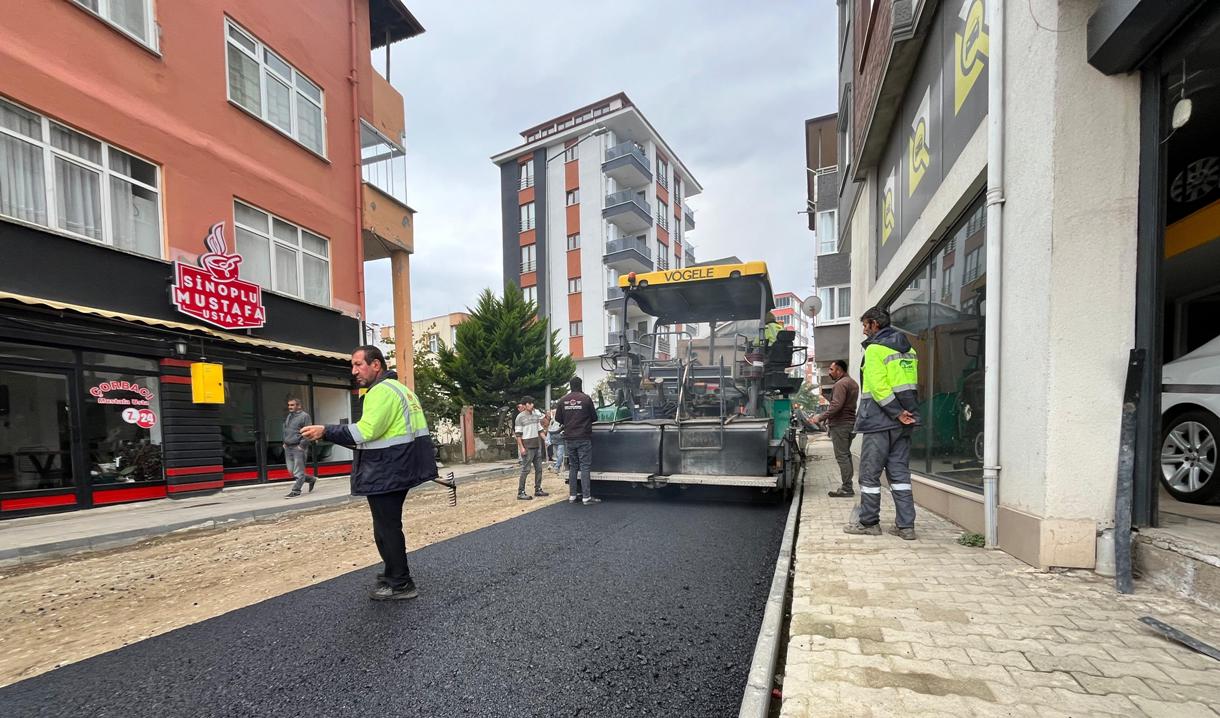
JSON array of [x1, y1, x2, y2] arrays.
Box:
[[300, 344, 436, 601]]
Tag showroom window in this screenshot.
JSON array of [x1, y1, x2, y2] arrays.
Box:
[[886, 196, 987, 489]]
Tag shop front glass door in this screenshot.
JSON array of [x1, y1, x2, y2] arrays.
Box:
[[0, 368, 75, 495], [219, 380, 261, 479]]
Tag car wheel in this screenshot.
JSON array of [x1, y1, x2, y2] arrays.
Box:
[[1160, 409, 1220, 504]]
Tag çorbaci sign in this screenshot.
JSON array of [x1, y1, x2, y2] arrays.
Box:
[[172, 222, 266, 330]]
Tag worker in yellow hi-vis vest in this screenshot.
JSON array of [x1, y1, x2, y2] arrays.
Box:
[[844, 306, 919, 541], [301, 345, 437, 602]]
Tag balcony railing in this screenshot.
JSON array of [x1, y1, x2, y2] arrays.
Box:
[[657, 213, 669, 232], [606, 285, 624, 301], [520, 260, 536, 273], [519, 173, 534, 190], [657, 172, 669, 190], [605, 236, 651, 260], [657, 254, 669, 270], [605, 189, 651, 216], [605, 141, 648, 165], [683, 204, 695, 230]]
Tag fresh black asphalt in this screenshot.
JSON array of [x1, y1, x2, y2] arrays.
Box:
[[2, 490, 787, 717]]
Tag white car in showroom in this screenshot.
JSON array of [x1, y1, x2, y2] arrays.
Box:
[[1162, 334, 1220, 504]]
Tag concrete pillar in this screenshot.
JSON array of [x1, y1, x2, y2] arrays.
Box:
[[390, 249, 415, 389]]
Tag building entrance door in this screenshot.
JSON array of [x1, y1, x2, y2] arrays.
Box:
[[0, 367, 79, 508], [219, 379, 265, 483]]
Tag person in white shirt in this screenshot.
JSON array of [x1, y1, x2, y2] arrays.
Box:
[[513, 396, 548, 500]]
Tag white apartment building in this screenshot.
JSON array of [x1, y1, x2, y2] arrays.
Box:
[[492, 93, 702, 388]]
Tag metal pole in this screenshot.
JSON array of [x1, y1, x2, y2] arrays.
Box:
[[1115, 349, 1145, 594], [982, 0, 1006, 549]]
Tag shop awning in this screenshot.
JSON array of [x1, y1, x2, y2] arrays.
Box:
[[0, 291, 351, 362]]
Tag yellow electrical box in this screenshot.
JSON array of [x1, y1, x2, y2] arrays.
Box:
[[191, 362, 225, 403]]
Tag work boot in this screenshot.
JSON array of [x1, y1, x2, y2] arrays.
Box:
[[828, 487, 854, 497], [843, 521, 881, 536], [517, 492, 533, 501], [285, 490, 301, 498], [535, 489, 549, 497], [888, 526, 917, 541], [582, 497, 602, 505], [369, 579, 418, 601], [568, 496, 579, 503], [307, 477, 317, 493]]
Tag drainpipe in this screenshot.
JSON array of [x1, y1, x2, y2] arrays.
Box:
[[982, 0, 1005, 549], [348, 0, 367, 337]]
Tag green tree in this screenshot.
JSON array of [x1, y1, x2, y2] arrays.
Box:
[[412, 324, 459, 424], [435, 284, 575, 429], [793, 381, 820, 412]]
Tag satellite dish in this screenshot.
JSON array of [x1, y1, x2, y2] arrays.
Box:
[[802, 295, 822, 318]]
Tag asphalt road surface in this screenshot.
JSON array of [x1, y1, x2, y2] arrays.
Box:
[[3, 491, 787, 717]]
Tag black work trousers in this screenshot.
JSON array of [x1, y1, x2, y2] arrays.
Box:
[[367, 489, 411, 589]]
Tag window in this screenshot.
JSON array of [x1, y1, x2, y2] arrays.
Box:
[[225, 19, 326, 156], [816, 285, 851, 325], [567, 233, 580, 250], [520, 243, 536, 273], [74, 0, 157, 51], [519, 202, 535, 232], [232, 201, 331, 305], [82, 370, 163, 485], [657, 200, 669, 231], [428, 334, 439, 354], [656, 156, 669, 188], [519, 160, 534, 189], [0, 97, 162, 258], [885, 194, 987, 489], [817, 209, 838, 255], [566, 189, 580, 206], [657, 254, 669, 270], [563, 144, 578, 162], [568, 277, 582, 294], [523, 285, 537, 303], [569, 321, 583, 336], [360, 122, 407, 206]]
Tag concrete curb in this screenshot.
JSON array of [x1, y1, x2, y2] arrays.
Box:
[[739, 465, 805, 718], [0, 465, 517, 568]]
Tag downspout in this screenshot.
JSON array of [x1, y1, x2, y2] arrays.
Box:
[[349, 0, 366, 339], [983, 0, 1005, 548]]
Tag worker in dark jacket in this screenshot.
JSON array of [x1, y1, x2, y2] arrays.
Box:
[[301, 345, 437, 601]]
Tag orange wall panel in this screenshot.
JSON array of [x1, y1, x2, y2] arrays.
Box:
[[569, 336, 584, 359], [519, 229, 536, 246], [567, 293, 582, 320], [565, 204, 580, 234], [565, 161, 579, 190], [674, 201, 681, 218], [369, 70, 404, 143], [655, 183, 669, 205], [657, 227, 669, 246], [567, 249, 581, 277], [0, 0, 375, 318], [520, 271, 537, 287], [519, 186, 535, 204], [362, 183, 413, 253]]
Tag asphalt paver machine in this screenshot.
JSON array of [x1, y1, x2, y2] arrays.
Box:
[[591, 261, 806, 499]]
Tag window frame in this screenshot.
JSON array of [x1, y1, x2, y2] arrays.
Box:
[[817, 209, 838, 255], [567, 277, 582, 294], [566, 188, 580, 206], [0, 96, 164, 259], [566, 232, 580, 250], [816, 284, 852, 326], [519, 202, 535, 232], [519, 160, 534, 189], [231, 199, 332, 307], [522, 285, 537, 304], [223, 17, 327, 159], [563, 145, 578, 162], [569, 320, 583, 337], [72, 0, 159, 53], [520, 243, 536, 273]]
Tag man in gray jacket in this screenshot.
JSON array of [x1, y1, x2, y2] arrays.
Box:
[[283, 398, 314, 497]]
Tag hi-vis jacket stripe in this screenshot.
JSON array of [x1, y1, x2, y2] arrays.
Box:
[[856, 338, 919, 433], [347, 378, 429, 449]]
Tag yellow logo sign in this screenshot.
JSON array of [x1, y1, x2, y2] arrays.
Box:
[[954, 0, 989, 114], [907, 88, 931, 197], [881, 169, 896, 245]]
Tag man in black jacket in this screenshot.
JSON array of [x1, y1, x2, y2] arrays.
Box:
[[558, 376, 600, 505]]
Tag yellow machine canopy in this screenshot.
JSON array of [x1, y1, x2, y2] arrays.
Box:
[[615, 261, 775, 324]]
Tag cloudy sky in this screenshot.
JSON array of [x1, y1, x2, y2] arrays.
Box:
[[363, 0, 839, 327]]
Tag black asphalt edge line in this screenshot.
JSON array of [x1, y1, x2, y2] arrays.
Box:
[[739, 463, 805, 717], [0, 466, 518, 568]]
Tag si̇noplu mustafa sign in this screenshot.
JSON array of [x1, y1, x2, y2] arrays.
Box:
[[172, 222, 266, 330]]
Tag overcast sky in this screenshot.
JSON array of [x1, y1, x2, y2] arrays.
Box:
[[363, 0, 839, 329]]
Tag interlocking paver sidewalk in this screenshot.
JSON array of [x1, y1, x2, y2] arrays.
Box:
[[0, 459, 519, 566], [781, 436, 1220, 717]]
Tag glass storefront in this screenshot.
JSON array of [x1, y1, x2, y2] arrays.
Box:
[[887, 195, 987, 489], [82, 369, 163, 485], [0, 368, 74, 493]]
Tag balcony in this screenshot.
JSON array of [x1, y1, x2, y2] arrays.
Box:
[[603, 236, 653, 273], [606, 330, 652, 355], [602, 141, 652, 188], [603, 190, 653, 233], [605, 285, 624, 303], [683, 204, 695, 230]]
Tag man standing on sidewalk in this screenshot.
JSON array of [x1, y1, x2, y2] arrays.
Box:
[[514, 397, 548, 500], [844, 307, 919, 540], [559, 377, 600, 505], [300, 345, 437, 601], [283, 398, 315, 498], [813, 360, 859, 498]]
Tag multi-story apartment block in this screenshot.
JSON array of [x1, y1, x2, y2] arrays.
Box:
[[806, 113, 844, 397], [492, 94, 701, 388], [773, 292, 815, 385], [0, 0, 422, 516], [380, 311, 470, 368]]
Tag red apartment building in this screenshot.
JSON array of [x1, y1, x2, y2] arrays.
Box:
[[0, 0, 422, 516]]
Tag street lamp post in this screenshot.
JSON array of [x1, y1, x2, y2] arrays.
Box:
[[542, 125, 608, 410]]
